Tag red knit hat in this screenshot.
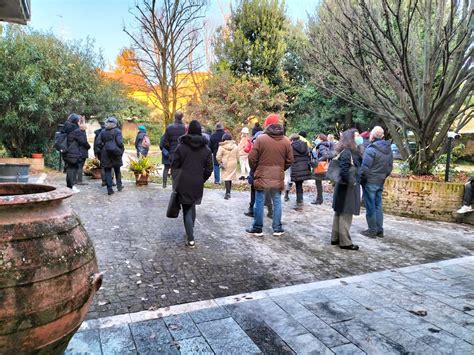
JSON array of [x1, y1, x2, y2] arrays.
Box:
[[264, 113, 280, 128]]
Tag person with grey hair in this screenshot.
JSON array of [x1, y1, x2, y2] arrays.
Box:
[[360, 126, 393, 238]]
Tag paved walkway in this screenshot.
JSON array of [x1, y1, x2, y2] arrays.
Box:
[[66, 256, 474, 354], [46, 176, 474, 320]]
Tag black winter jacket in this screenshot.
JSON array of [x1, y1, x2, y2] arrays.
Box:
[[361, 139, 393, 185], [290, 139, 312, 182], [316, 141, 336, 161], [163, 121, 186, 162], [172, 134, 213, 205], [62, 121, 89, 164], [93, 128, 103, 158], [332, 149, 363, 215], [79, 130, 91, 160], [160, 135, 171, 166], [209, 129, 225, 162], [98, 127, 124, 168]]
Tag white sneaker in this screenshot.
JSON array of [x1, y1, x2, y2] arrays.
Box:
[[72, 186, 81, 194], [456, 205, 473, 214]]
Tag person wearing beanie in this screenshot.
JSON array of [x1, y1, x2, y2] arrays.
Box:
[[209, 122, 226, 184], [97, 116, 124, 195], [163, 111, 186, 165], [252, 121, 263, 136], [216, 133, 239, 200], [135, 125, 149, 158], [298, 130, 311, 147], [238, 127, 252, 180], [246, 113, 294, 237], [171, 119, 213, 248], [61, 113, 90, 192]]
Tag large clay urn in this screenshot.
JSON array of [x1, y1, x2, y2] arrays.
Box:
[[0, 183, 102, 353]]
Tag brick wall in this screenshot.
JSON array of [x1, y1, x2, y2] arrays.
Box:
[[382, 178, 473, 224]]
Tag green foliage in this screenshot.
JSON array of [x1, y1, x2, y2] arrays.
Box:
[[0, 26, 133, 157], [215, 0, 287, 84], [128, 156, 157, 176], [186, 69, 287, 133], [431, 143, 466, 175]]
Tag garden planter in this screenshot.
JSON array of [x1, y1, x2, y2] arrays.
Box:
[[90, 167, 102, 179], [0, 183, 102, 354], [0, 163, 30, 183], [135, 173, 149, 185], [31, 153, 43, 159]]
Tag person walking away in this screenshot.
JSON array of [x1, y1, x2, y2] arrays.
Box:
[[456, 177, 474, 214], [160, 134, 171, 188], [247, 114, 294, 237], [252, 122, 263, 137], [331, 128, 363, 250], [217, 133, 239, 199], [163, 111, 186, 164], [289, 134, 312, 207], [98, 117, 124, 195], [62, 113, 90, 192], [135, 125, 150, 158], [209, 122, 225, 184], [94, 121, 109, 186], [312, 134, 335, 204], [76, 117, 91, 185], [298, 131, 311, 147], [238, 127, 252, 180], [360, 126, 393, 238], [171, 120, 213, 248]]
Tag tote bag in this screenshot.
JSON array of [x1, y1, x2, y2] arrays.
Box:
[[166, 191, 181, 218]]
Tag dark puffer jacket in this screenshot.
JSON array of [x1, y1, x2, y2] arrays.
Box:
[[172, 134, 213, 205], [79, 130, 91, 160], [316, 141, 336, 161], [290, 139, 312, 182], [361, 139, 393, 185], [98, 127, 124, 168], [135, 130, 149, 156], [62, 121, 89, 164], [333, 149, 363, 215], [163, 120, 186, 162], [209, 129, 225, 163]]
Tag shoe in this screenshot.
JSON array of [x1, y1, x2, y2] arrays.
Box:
[[186, 240, 196, 248], [117, 185, 123, 192], [163, 184, 167, 189], [361, 229, 377, 238], [112, 183, 117, 187], [224, 193, 230, 200], [311, 200, 323, 205], [296, 201, 304, 207], [331, 241, 339, 245], [101, 182, 107, 187], [244, 210, 254, 217], [273, 230, 285, 237], [457, 205, 473, 214], [214, 182, 221, 185], [239, 176, 245, 181], [340, 245, 359, 250], [376, 231, 384, 238], [284, 191, 289, 202], [267, 212, 273, 218], [107, 190, 114, 195], [246, 228, 263, 237], [71, 186, 80, 193]]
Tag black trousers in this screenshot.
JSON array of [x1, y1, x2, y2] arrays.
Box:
[[182, 204, 196, 241], [295, 181, 304, 203], [105, 167, 122, 191], [66, 163, 78, 188], [76, 159, 85, 183], [314, 178, 323, 202], [464, 181, 473, 206], [163, 165, 170, 187]]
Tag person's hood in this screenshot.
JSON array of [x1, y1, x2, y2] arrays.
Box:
[[64, 121, 79, 134], [252, 130, 265, 142], [137, 131, 146, 137], [219, 140, 237, 151], [105, 120, 117, 130], [179, 134, 208, 149], [316, 141, 331, 149], [370, 139, 392, 154], [292, 139, 308, 154], [264, 124, 285, 140]]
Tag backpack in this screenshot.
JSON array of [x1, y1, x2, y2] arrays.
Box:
[[142, 135, 151, 149], [243, 139, 253, 154], [54, 131, 68, 153]]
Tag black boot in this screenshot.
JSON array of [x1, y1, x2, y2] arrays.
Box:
[[284, 190, 290, 202], [224, 181, 231, 199]]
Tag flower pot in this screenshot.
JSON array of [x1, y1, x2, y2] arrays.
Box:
[[90, 167, 102, 179], [31, 153, 43, 159], [135, 173, 149, 185], [0, 184, 102, 353]]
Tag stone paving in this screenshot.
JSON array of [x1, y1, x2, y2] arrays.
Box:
[[66, 256, 474, 354], [47, 176, 474, 320]]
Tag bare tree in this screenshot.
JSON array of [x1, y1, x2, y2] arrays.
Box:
[[307, 0, 473, 174], [124, 0, 207, 127]]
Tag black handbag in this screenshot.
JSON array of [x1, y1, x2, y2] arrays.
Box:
[[326, 150, 355, 184], [166, 191, 181, 218]]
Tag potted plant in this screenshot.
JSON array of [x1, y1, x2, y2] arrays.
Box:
[[31, 153, 43, 159], [129, 156, 156, 185], [83, 158, 101, 179]]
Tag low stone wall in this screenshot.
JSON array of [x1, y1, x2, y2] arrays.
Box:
[[383, 177, 473, 224], [0, 157, 44, 171]]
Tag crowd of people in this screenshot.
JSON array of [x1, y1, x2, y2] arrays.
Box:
[[59, 111, 472, 250]]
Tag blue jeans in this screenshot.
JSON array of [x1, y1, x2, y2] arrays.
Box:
[[213, 157, 220, 183], [252, 189, 282, 231], [363, 184, 384, 233]]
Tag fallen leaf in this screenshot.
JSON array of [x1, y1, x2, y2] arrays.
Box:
[[173, 289, 180, 294], [409, 310, 427, 317], [218, 285, 229, 290]]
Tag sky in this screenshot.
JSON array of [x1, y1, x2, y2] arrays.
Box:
[[28, 0, 320, 69]]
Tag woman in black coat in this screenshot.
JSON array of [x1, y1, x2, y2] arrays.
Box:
[[289, 134, 312, 206], [331, 128, 363, 251], [98, 117, 124, 195], [171, 120, 213, 248]]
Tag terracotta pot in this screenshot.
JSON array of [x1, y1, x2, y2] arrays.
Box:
[[135, 173, 149, 185], [90, 167, 102, 179], [31, 153, 43, 159], [0, 184, 102, 354]]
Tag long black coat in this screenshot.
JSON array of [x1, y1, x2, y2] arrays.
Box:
[[62, 121, 89, 164], [98, 127, 124, 168], [172, 134, 213, 205], [332, 149, 362, 215], [79, 130, 91, 160], [209, 129, 225, 163], [163, 121, 186, 162], [290, 139, 312, 182], [160, 134, 171, 166]]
